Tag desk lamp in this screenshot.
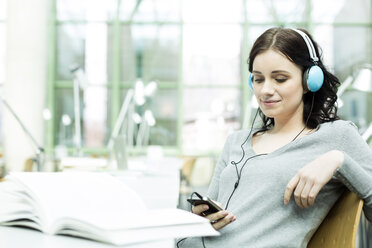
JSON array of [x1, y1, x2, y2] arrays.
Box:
[[0, 97, 45, 171], [338, 64, 372, 141], [70, 65, 88, 156]]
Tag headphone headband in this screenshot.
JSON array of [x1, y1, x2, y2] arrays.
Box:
[[248, 28, 324, 92], [290, 28, 319, 63]]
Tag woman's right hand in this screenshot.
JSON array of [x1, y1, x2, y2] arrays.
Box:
[[192, 204, 236, 230]]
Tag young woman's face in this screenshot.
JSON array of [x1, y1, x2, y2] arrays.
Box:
[[252, 49, 305, 121]]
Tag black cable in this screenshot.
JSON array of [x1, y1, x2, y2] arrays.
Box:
[[179, 110, 259, 248], [202, 237, 206, 247], [231, 109, 260, 167], [179, 95, 316, 248], [291, 93, 315, 141], [227, 93, 316, 210], [176, 192, 198, 248], [226, 153, 267, 210], [176, 237, 187, 247]]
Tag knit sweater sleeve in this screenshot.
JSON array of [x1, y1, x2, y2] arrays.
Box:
[[333, 121, 372, 221], [206, 132, 234, 200]]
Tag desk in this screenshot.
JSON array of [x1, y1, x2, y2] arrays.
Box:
[[0, 226, 174, 248], [61, 156, 183, 209], [0, 157, 183, 247], [111, 170, 180, 209]]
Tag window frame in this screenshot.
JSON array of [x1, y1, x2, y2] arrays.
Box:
[[46, 0, 372, 156]]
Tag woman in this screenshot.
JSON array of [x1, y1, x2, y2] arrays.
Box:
[[178, 27, 372, 248]]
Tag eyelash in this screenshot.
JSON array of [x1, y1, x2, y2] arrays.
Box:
[[254, 79, 264, 83], [254, 78, 288, 83], [276, 78, 287, 83]]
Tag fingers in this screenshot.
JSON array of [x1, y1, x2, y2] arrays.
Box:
[[308, 184, 322, 206], [192, 204, 209, 216], [285, 173, 322, 208], [208, 211, 236, 230], [284, 152, 342, 209], [298, 181, 313, 208], [293, 179, 305, 208], [284, 174, 299, 205], [192, 203, 236, 230]]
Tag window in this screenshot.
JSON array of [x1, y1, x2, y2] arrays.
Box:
[[49, 0, 372, 155], [0, 0, 6, 147]]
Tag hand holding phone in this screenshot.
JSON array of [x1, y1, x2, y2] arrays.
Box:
[[187, 192, 223, 216]]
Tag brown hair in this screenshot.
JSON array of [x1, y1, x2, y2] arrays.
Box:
[[248, 27, 340, 129]]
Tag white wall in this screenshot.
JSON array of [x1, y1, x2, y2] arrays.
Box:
[[3, 0, 48, 171]]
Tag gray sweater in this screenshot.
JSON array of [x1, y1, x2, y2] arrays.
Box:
[[179, 120, 372, 248]]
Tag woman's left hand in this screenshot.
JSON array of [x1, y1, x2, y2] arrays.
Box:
[[284, 150, 344, 208]]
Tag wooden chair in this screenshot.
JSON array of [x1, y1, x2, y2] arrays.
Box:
[[181, 157, 197, 184], [307, 189, 363, 248], [24, 158, 35, 172], [178, 157, 197, 208]]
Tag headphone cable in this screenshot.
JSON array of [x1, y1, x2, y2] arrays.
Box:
[[178, 94, 315, 248], [228, 93, 315, 210]]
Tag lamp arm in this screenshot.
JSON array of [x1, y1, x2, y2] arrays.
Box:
[[107, 89, 134, 151], [1, 98, 44, 170], [136, 117, 147, 148], [72, 78, 83, 155], [362, 123, 372, 142], [337, 76, 353, 98]]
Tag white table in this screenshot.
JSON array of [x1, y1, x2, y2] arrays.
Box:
[[0, 157, 183, 247], [0, 226, 174, 248], [61, 156, 183, 209], [110, 156, 182, 209], [111, 169, 180, 209]]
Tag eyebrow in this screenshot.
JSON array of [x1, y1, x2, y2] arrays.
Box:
[[252, 70, 290, 74], [272, 70, 290, 74]]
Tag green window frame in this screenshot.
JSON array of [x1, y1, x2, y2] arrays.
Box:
[[46, 0, 372, 156]]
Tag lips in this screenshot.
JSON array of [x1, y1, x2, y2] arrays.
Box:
[[261, 100, 281, 107]]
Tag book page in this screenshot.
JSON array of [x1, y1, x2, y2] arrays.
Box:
[[55, 208, 213, 230], [52, 208, 219, 245], [8, 172, 146, 232], [0, 181, 41, 228], [4, 172, 218, 245]]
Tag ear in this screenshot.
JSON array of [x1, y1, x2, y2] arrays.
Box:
[[302, 69, 310, 94], [248, 73, 254, 91]]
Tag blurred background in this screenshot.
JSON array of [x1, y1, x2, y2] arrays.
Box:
[[1, 0, 372, 246], [0, 0, 372, 201]]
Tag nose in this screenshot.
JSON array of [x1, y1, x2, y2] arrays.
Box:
[[258, 79, 275, 95]]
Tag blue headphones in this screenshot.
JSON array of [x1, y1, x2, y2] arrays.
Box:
[[248, 28, 324, 93]]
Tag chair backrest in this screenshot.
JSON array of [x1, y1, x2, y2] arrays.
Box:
[[307, 189, 363, 248], [24, 158, 34, 172], [181, 157, 197, 183]]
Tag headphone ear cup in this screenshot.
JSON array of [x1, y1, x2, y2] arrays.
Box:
[[302, 69, 310, 92], [304, 65, 324, 92], [248, 73, 254, 90]]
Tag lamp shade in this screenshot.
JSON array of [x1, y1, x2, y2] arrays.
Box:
[[352, 67, 372, 93]]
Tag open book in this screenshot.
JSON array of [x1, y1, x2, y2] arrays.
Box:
[[0, 172, 218, 245]]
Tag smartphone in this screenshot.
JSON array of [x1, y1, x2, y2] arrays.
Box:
[[187, 193, 223, 215]]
